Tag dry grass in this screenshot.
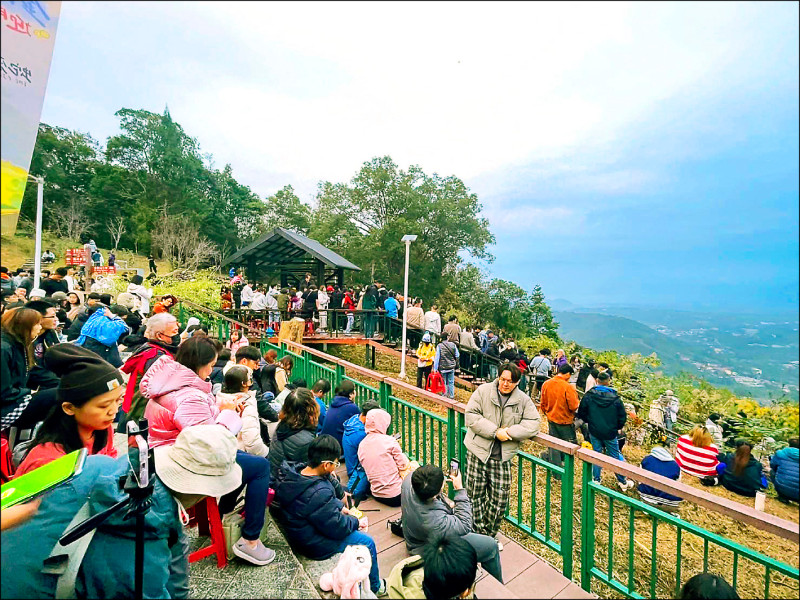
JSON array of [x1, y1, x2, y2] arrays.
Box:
[[325, 343, 800, 599]]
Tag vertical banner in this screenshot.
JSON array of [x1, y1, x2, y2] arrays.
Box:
[[1, 0, 61, 235]]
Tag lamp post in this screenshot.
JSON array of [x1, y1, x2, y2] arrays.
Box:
[[30, 175, 44, 289], [399, 234, 417, 379]]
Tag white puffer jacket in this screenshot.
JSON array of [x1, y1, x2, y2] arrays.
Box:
[[216, 390, 268, 458]]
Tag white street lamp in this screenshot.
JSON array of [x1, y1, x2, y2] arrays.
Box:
[[399, 234, 417, 379]]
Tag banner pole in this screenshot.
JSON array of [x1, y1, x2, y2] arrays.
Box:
[[32, 176, 44, 289]]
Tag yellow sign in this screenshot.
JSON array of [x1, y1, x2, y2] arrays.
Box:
[[1, 1, 62, 235]]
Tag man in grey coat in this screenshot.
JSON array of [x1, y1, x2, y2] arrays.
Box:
[[464, 362, 541, 538], [400, 464, 503, 583]]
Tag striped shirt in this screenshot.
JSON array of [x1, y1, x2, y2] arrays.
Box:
[[675, 435, 720, 478]]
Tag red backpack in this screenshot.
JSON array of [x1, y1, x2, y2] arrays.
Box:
[[426, 371, 446, 395]]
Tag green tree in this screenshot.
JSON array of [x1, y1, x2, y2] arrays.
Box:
[[262, 185, 312, 234]]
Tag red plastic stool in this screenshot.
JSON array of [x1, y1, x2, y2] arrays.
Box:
[[187, 497, 227, 568], [304, 320, 315, 336], [1, 436, 14, 483]]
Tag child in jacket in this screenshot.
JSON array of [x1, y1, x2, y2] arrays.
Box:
[[358, 409, 409, 506], [218, 365, 268, 458]]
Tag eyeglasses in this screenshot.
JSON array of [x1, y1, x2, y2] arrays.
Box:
[[322, 460, 340, 469], [498, 378, 515, 385]]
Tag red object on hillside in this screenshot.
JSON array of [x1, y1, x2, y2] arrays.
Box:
[[426, 371, 446, 395], [65, 248, 86, 264]]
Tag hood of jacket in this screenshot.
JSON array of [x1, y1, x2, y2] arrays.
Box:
[[585, 386, 619, 407], [343, 413, 365, 439], [650, 446, 674, 462], [330, 395, 354, 409], [276, 420, 312, 442], [140, 355, 211, 399], [364, 408, 391, 435], [273, 459, 319, 504]]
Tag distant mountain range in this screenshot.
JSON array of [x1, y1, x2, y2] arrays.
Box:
[[552, 304, 799, 401]]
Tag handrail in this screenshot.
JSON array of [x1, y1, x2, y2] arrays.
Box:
[[179, 303, 800, 546]]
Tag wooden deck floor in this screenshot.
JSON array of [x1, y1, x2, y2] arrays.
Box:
[[334, 465, 594, 599]]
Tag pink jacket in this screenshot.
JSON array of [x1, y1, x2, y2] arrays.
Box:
[[226, 336, 249, 361], [140, 355, 220, 448], [357, 409, 409, 499]]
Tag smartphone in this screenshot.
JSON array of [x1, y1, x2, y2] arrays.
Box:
[[344, 493, 363, 518], [1, 448, 87, 510], [392, 432, 402, 440], [127, 420, 149, 488], [449, 459, 460, 478]]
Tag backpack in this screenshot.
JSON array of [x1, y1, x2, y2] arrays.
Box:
[[426, 371, 446, 395]]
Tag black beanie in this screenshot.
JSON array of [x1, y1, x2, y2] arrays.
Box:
[[44, 344, 125, 402]]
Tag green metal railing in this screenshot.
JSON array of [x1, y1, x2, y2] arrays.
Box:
[[579, 462, 798, 598], [176, 305, 799, 599]]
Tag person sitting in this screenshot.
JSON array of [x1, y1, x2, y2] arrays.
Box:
[[400, 464, 503, 583], [272, 434, 385, 596], [320, 379, 360, 449], [342, 401, 382, 503], [311, 379, 331, 434], [274, 356, 293, 392], [1, 307, 61, 431], [139, 336, 276, 566], [40, 249, 55, 264], [636, 433, 683, 510], [678, 573, 740, 600], [717, 440, 766, 498], [705, 413, 724, 447], [1, 424, 243, 599], [152, 294, 177, 314], [228, 345, 263, 395], [217, 365, 268, 458], [358, 409, 410, 507], [210, 348, 232, 395], [387, 534, 480, 599], [269, 387, 320, 478], [225, 329, 249, 361], [770, 437, 799, 502], [675, 426, 720, 482], [14, 345, 123, 475]]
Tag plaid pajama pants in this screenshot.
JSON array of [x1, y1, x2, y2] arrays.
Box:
[[465, 450, 513, 537]]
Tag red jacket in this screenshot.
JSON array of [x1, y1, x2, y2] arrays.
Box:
[[15, 426, 118, 476]]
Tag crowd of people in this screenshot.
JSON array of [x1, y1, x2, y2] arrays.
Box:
[[1, 258, 797, 599]]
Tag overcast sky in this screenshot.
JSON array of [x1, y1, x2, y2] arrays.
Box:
[[40, 1, 799, 313]]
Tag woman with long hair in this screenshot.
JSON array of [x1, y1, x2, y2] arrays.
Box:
[[16, 345, 123, 475], [675, 426, 720, 481], [152, 294, 178, 314], [139, 336, 277, 566], [225, 328, 249, 361], [1, 308, 60, 430], [361, 285, 379, 339], [269, 387, 320, 476], [718, 440, 766, 497], [274, 356, 293, 392]]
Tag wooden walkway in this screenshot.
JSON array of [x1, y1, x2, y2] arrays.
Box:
[[334, 465, 594, 599]]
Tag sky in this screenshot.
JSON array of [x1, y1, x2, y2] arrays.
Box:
[[38, 1, 799, 314]]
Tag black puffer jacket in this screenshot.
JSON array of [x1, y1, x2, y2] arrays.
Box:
[[577, 385, 627, 441], [65, 309, 90, 341], [0, 336, 31, 425], [272, 461, 358, 559], [269, 423, 316, 477], [256, 364, 278, 396]]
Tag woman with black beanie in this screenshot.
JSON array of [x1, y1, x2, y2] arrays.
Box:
[[15, 344, 125, 475]]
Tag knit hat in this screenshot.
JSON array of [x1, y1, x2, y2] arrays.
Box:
[[116, 292, 137, 310], [44, 344, 125, 401], [422, 332, 431, 343]]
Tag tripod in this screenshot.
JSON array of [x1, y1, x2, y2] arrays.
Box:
[[59, 420, 154, 600]]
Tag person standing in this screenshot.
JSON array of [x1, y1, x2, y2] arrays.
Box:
[[660, 390, 680, 431], [361, 285, 379, 339], [464, 362, 540, 539], [530, 348, 552, 400], [415, 333, 436, 389], [405, 299, 424, 330], [108, 251, 116, 268], [442, 315, 461, 343], [41, 267, 69, 297], [241, 281, 254, 309], [423, 304, 441, 339], [434, 336, 459, 399], [539, 364, 580, 469], [577, 371, 634, 491], [148, 254, 157, 275], [343, 288, 356, 334]]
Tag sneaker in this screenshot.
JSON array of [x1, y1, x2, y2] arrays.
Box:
[[618, 480, 635, 492], [377, 578, 388, 596], [493, 533, 504, 552], [232, 539, 276, 566]]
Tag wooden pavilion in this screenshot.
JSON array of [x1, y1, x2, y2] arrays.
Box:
[[221, 227, 361, 288]]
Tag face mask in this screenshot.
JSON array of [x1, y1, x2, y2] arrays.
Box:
[[171, 334, 182, 346]]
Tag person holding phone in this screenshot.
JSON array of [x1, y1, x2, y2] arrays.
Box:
[[464, 361, 540, 541], [15, 345, 125, 476], [400, 463, 504, 583], [139, 336, 276, 566]]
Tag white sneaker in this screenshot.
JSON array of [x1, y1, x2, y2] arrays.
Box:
[[618, 480, 635, 492]]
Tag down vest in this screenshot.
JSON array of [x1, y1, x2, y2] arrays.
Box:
[[269, 422, 316, 477], [140, 355, 220, 448], [272, 460, 359, 560]]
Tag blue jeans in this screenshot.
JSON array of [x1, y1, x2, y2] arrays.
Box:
[[345, 314, 354, 333], [336, 530, 380, 593], [441, 370, 455, 398], [589, 434, 628, 484], [220, 450, 271, 540]]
